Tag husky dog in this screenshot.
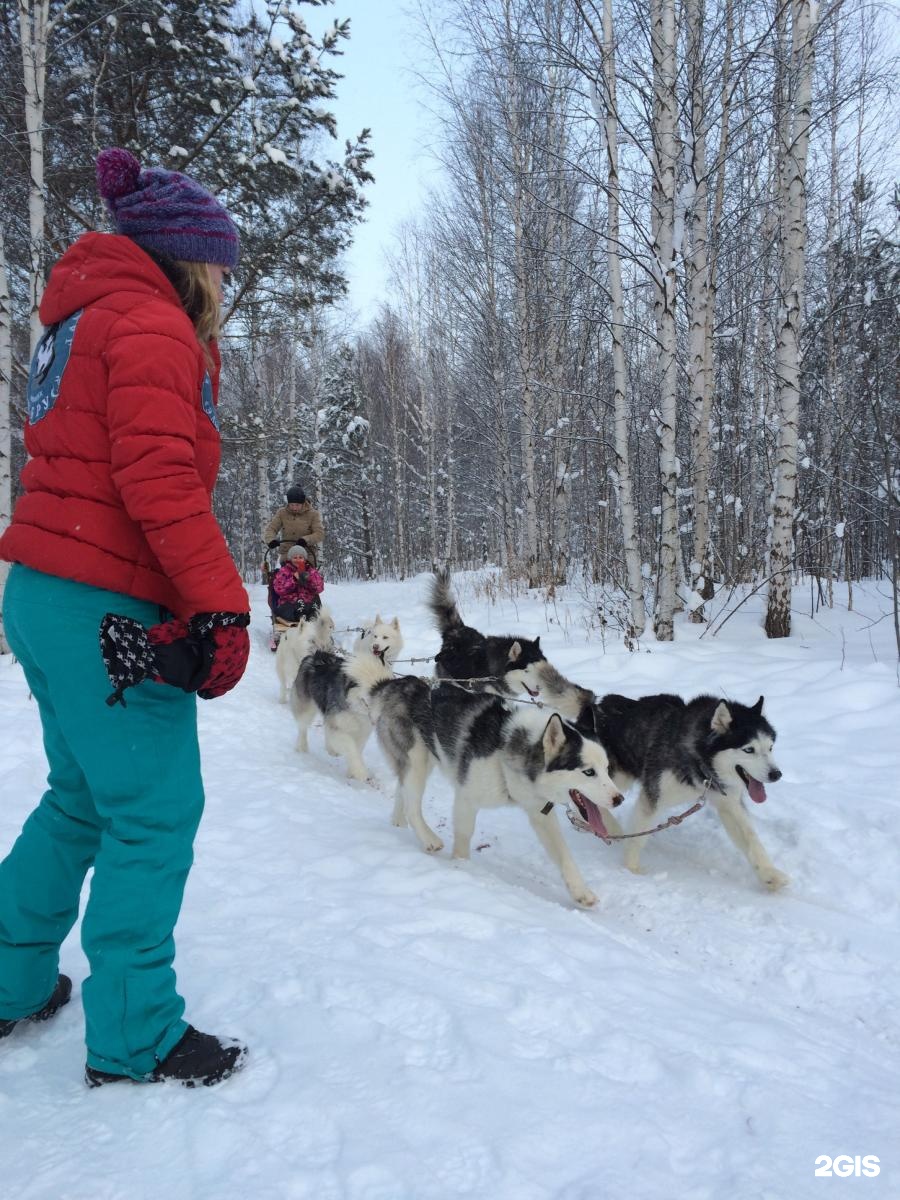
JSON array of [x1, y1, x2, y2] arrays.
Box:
[[427, 569, 545, 698], [290, 616, 403, 782], [583, 693, 788, 891], [367, 677, 624, 907], [275, 607, 335, 703]]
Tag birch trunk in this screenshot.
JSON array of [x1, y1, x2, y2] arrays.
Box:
[[651, 0, 680, 641], [312, 405, 326, 521], [384, 351, 408, 577], [597, 0, 645, 634], [477, 151, 516, 572], [823, 27, 843, 606], [512, 168, 539, 581], [443, 435, 456, 564], [500, 4, 539, 581], [698, 0, 733, 597], [686, 0, 730, 622], [543, 55, 572, 588], [257, 443, 270, 563], [18, 0, 51, 355], [766, 0, 817, 638], [360, 484, 375, 579], [0, 226, 12, 653]]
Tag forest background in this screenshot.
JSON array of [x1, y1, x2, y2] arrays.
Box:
[[1, 0, 897, 654]]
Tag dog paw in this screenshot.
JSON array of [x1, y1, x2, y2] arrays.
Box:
[[573, 888, 598, 908], [423, 836, 445, 854], [624, 862, 648, 876], [760, 868, 790, 891]]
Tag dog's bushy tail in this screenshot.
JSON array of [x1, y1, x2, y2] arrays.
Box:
[[428, 567, 463, 635], [536, 660, 595, 722]]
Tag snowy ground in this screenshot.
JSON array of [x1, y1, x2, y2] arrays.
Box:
[[1, 570, 898, 1200]]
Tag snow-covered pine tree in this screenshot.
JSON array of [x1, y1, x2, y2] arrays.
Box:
[[40, 0, 373, 314], [315, 344, 375, 579]]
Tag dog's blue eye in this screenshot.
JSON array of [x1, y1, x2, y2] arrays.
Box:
[[743, 746, 755, 754], [582, 767, 596, 777]]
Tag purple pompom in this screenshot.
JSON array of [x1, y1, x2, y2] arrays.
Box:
[[96, 148, 141, 202]]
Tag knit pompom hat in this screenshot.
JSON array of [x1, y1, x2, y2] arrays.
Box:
[[287, 545, 308, 562], [96, 147, 239, 268]]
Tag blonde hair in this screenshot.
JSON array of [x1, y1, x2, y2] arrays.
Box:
[[175, 260, 222, 347]]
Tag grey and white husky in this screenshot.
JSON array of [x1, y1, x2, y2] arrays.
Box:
[[290, 616, 403, 782], [427, 569, 545, 698], [583, 693, 788, 890], [366, 677, 624, 907]]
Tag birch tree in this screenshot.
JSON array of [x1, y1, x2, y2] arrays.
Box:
[[650, 0, 680, 640], [684, 0, 714, 620], [600, 0, 645, 634], [766, 0, 818, 638], [18, 0, 54, 355]]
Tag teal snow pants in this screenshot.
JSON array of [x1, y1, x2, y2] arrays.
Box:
[[0, 565, 204, 1077]]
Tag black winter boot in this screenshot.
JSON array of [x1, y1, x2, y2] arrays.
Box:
[[85, 1025, 247, 1088], [0, 974, 72, 1039]]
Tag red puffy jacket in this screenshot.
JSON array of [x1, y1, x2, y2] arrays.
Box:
[[0, 233, 248, 619]]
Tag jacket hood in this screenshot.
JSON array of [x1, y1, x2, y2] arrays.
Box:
[[39, 232, 182, 325]]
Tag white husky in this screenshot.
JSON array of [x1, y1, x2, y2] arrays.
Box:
[[275, 607, 335, 703], [290, 616, 404, 783]]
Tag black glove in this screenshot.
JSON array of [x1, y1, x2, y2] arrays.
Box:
[[267, 539, 280, 549], [99, 611, 251, 706], [293, 538, 308, 549]]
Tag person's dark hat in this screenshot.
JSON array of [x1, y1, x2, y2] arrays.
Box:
[[286, 486, 306, 504]]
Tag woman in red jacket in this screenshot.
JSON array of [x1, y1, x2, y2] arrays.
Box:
[[0, 149, 250, 1088]]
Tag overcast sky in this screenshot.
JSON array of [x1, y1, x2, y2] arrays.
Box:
[[309, 0, 440, 322]]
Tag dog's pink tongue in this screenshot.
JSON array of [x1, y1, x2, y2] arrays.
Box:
[[747, 777, 767, 804], [583, 798, 610, 839]]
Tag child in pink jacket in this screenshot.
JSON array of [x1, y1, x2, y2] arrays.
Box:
[[271, 545, 324, 624]]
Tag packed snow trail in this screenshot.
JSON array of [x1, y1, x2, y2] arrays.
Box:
[[1, 572, 898, 1199]]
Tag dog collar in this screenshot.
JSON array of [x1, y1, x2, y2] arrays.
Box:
[[702, 773, 727, 796], [540, 801, 553, 815]]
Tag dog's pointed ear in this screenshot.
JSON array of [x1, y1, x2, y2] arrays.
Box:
[[508, 640, 522, 663], [392, 616, 400, 629], [374, 613, 381, 625], [534, 636, 541, 649], [711, 702, 732, 733], [542, 713, 566, 762], [752, 695, 764, 715]]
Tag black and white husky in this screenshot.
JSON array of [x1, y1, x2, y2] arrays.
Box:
[[584, 693, 788, 890], [427, 569, 545, 697], [290, 616, 403, 782], [366, 677, 624, 907]]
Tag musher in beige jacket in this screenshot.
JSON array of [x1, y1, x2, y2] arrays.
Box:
[[263, 485, 325, 567]]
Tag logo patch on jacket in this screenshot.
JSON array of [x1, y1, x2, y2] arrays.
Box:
[[27, 309, 83, 423], [201, 372, 219, 430]]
